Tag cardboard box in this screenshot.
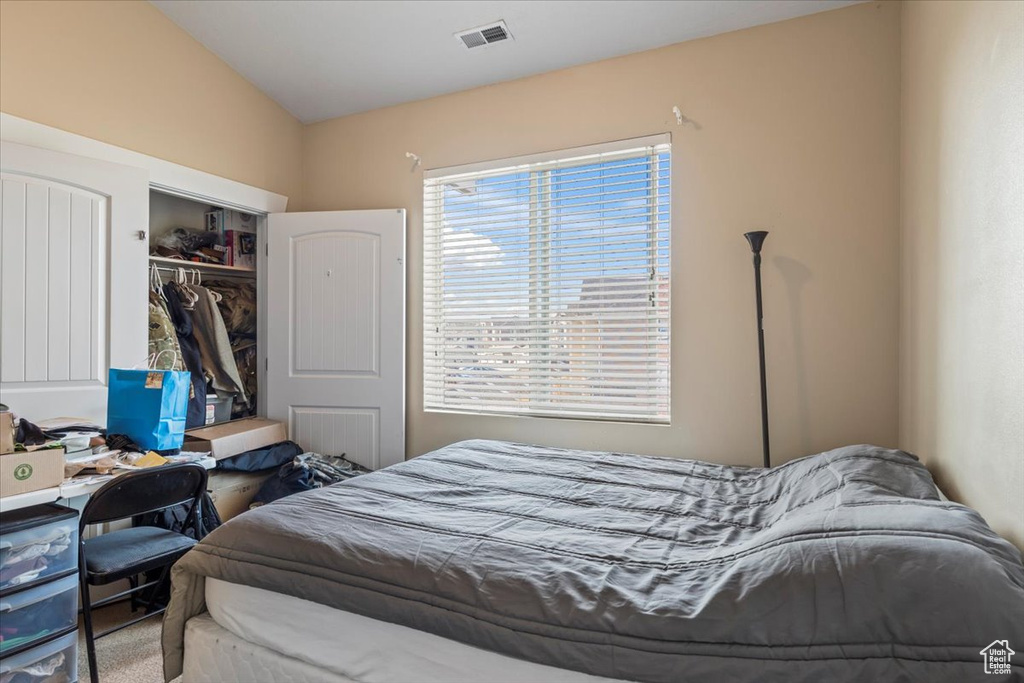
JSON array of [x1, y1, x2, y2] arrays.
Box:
[[184, 418, 287, 461], [0, 410, 14, 455], [208, 470, 273, 521], [0, 447, 65, 496], [204, 209, 225, 234], [224, 230, 257, 269], [206, 209, 257, 235], [226, 210, 258, 233]]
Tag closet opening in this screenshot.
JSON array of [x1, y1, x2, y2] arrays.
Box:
[[147, 189, 264, 429]]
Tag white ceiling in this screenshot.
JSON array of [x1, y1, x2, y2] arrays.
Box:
[[151, 0, 861, 124]]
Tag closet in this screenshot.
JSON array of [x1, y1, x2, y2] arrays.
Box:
[[1, 115, 406, 469], [147, 190, 266, 428]]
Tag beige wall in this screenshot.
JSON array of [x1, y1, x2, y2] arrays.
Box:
[[0, 0, 303, 204], [900, 1, 1024, 548], [303, 2, 902, 465]]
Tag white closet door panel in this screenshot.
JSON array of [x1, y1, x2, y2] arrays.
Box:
[[90, 198, 103, 381], [46, 186, 71, 381], [290, 407, 380, 469], [292, 232, 379, 375], [1, 176, 105, 385], [23, 183, 49, 381], [68, 192, 96, 380], [294, 239, 313, 372], [1, 180, 27, 382], [0, 141, 147, 423]]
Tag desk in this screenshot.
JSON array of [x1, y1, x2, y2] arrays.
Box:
[[0, 486, 62, 513], [0, 456, 217, 513]]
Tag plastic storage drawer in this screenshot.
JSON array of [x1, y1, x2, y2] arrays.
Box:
[[0, 628, 77, 683], [205, 392, 234, 425], [0, 573, 79, 656], [0, 503, 78, 595]]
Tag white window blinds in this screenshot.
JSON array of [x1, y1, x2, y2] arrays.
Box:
[[423, 135, 671, 423]]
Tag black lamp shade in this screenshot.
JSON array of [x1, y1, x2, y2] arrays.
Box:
[[744, 230, 769, 254]]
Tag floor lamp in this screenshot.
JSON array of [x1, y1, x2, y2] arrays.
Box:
[[744, 231, 771, 468]]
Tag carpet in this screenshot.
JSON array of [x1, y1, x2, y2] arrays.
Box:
[[78, 602, 169, 683]]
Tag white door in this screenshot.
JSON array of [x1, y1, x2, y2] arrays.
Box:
[[266, 209, 406, 469], [0, 141, 148, 423]]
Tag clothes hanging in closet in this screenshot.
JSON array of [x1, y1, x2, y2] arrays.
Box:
[[206, 279, 258, 418], [230, 341, 258, 417], [209, 280, 256, 335], [163, 282, 207, 429], [191, 284, 249, 406], [148, 291, 184, 371]]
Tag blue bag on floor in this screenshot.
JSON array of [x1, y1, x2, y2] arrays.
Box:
[[106, 368, 191, 451]]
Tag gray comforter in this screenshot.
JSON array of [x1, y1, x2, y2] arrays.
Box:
[[163, 441, 1024, 682]]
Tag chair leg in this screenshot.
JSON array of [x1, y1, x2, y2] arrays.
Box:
[[80, 573, 100, 683], [127, 575, 138, 613]]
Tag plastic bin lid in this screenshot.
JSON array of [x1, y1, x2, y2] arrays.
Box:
[[0, 502, 77, 534]]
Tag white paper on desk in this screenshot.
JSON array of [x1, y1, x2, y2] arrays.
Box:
[[64, 474, 114, 486], [35, 417, 101, 430], [61, 430, 102, 440], [61, 433, 99, 453], [65, 449, 108, 464], [66, 451, 116, 464]]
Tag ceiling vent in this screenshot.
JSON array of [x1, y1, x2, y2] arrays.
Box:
[[455, 21, 513, 49]]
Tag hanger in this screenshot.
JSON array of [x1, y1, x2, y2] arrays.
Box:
[[192, 267, 223, 302], [150, 264, 168, 301], [175, 267, 199, 310]]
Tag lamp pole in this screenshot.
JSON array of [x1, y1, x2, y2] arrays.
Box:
[[744, 231, 771, 468]]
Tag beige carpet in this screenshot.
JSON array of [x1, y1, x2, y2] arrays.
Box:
[[77, 602, 169, 683]]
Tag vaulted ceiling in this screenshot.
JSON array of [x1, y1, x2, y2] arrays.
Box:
[[152, 0, 861, 123]]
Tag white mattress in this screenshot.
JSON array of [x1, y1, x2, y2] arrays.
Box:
[[204, 578, 620, 683]]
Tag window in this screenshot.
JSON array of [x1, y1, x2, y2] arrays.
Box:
[[423, 135, 671, 423]]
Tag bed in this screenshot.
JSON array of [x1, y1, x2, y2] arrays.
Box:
[[162, 440, 1024, 682]]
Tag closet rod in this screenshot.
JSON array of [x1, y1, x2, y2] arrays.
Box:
[[152, 265, 255, 281]]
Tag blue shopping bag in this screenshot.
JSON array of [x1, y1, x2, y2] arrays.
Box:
[[107, 368, 191, 451]]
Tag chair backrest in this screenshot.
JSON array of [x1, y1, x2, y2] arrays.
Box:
[[80, 463, 208, 529]]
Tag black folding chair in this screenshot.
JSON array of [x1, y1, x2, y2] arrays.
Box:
[[78, 463, 208, 683]]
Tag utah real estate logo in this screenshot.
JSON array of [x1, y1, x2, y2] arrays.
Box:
[[980, 640, 1015, 675]]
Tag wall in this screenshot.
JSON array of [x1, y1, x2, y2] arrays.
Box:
[[0, 0, 302, 204], [901, 1, 1024, 548], [303, 1, 902, 465]]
